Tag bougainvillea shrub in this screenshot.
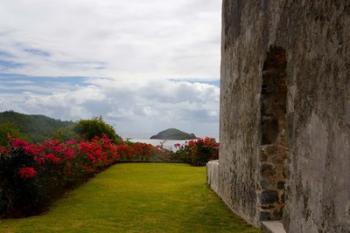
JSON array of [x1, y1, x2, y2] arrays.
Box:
[[172, 137, 219, 166], [0, 136, 160, 218], [120, 142, 171, 162]]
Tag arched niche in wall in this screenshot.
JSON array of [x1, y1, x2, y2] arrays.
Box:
[[258, 46, 289, 221]]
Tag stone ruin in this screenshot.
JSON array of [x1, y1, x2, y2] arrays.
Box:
[[207, 1, 350, 233]]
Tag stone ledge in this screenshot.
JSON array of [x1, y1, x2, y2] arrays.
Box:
[[207, 160, 219, 193], [261, 221, 286, 233]]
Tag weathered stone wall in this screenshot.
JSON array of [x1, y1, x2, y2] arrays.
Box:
[[218, 0, 350, 232], [207, 160, 219, 193]]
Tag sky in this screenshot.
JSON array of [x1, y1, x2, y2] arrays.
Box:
[[0, 0, 222, 139]]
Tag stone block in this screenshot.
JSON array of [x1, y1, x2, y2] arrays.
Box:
[[207, 160, 219, 194], [261, 190, 279, 205]]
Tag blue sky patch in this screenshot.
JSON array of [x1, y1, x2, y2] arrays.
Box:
[[0, 50, 13, 58], [23, 48, 51, 57], [0, 60, 24, 70], [0, 73, 89, 86], [169, 79, 220, 87]]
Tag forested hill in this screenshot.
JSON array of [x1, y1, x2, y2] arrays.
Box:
[[0, 111, 74, 142]]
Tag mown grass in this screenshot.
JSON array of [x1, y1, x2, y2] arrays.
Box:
[[0, 163, 260, 233]]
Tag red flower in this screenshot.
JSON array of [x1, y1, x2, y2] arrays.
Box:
[[42, 139, 63, 154], [111, 146, 119, 159], [44, 153, 61, 164], [79, 141, 91, 154], [35, 156, 45, 165], [23, 144, 44, 156], [87, 153, 96, 163], [18, 167, 37, 179], [63, 148, 75, 159], [11, 138, 29, 149], [0, 145, 7, 154], [132, 143, 154, 158], [65, 139, 76, 145], [117, 144, 133, 159], [101, 135, 111, 145]]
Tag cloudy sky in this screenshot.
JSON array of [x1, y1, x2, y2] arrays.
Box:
[[0, 0, 221, 138]]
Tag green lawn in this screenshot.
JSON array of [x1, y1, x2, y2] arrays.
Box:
[[0, 163, 260, 233]]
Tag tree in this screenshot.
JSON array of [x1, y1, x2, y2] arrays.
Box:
[[52, 125, 78, 142], [74, 117, 122, 144]]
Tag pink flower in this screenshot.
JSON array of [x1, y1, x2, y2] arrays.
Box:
[[11, 138, 29, 149], [87, 154, 96, 163], [35, 156, 45, 165], [18, 167, 37, 179], [0, 145, 7, 154], [65, 140, 76, 145], [23, 144, 43, 156], [44, 153, 61, 164], [63, 148, 75, 159]]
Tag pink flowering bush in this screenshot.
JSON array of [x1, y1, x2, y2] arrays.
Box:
[[0, 135, 160, 218], [172, 137, 219, 166], [18, 167, 37, 179]]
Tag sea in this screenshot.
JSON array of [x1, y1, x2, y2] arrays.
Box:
[[128, 139, 190, 152]]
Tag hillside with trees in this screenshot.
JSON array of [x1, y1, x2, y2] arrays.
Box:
[[0, 111, 74, 142]]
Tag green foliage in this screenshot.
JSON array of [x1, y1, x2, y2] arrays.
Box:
[[74, 117, 122, 143], [52, 125, 78, 142], [0, 122, 25, 146], [0, 111, 74, 142]]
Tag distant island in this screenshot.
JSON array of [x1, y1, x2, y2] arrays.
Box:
[[150, 128, 197, 140]]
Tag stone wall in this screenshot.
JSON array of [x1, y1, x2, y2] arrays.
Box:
[[216, 0, 350, 232], [207, 160, 219, 193]]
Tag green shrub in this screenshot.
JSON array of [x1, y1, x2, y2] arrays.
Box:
[[0, 123, 26, 146], [74, 117, 122, 144], [52, 125, 79, 142]]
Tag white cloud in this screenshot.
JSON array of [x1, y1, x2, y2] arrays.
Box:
[[0, 0, 221, 138], [0, 0, 221, 80], [0, 78, 219, 138]]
